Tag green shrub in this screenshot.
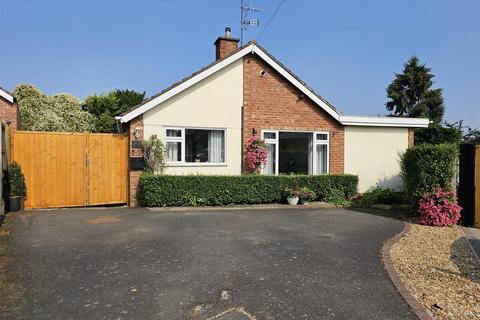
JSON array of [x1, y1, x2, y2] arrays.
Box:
[[360, 186, 408, 207], [323, 188, 349, 206], [414, 125, 461, 145], [137, 174, 358, 207], [400, 144, 458, 200], [4, 161, 26, 197]]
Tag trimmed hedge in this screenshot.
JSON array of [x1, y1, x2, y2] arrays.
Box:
[[400, 143, 458, 200], [137, 174, 358, 207]]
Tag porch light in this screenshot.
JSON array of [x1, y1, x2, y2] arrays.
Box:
[[134, 127, 141, 140]]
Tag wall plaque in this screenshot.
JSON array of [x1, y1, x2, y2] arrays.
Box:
[[131, 141, 142, 149]]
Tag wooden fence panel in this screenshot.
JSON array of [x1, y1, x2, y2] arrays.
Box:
[[11, 131, 128, 209], [12, 131, 87, 208], [87, 134, 128, 206]]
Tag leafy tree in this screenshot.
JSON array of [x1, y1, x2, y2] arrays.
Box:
[[445, 120, 480, 144], [386, 56, 444, 123], [83, 89, 145, 133], [13, 84, 95, 132]]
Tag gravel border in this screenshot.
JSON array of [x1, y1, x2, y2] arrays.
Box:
[[382, 221, 435, 320], [389, 222, 480, 320]]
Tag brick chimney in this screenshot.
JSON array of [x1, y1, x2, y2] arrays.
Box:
[[214, 27, 240, 60]]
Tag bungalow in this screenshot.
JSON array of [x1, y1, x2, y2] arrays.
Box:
[[117, 28, 429, 206]]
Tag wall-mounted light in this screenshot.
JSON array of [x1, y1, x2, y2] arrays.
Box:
[[252, 128, 257, 135], [134, 127, 141, 141]]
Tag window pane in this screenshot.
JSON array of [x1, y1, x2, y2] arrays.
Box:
[[316, 133, 328, 141], [185, 129, 224, 163], [166, 141, 181, 162], [316, 144, 327, 174], [264, 143, 276, 175], [166, 129, 182, 137], [264, 132, 276, 140]]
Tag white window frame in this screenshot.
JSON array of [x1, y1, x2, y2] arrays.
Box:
[[163, 126, 227, 166], [261, 130, 329, 175], [261, 130, 279, 175], [313, 131, 329, 174], [164, 127, 185, 163]]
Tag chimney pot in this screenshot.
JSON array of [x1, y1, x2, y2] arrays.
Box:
[[225, 27, 231, 38]]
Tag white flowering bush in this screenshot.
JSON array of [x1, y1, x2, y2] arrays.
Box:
[[13, 84, 95, 132]]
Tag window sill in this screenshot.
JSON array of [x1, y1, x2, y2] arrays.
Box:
[[166, 162, 228, 167]]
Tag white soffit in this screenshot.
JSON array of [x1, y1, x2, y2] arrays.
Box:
[[0, 88, 14, 103], [340, 115, 430, 128]]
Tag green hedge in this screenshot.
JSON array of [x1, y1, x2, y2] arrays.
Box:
[[137, 174, 358, 207], [414, 125, 461, 145], [400, 143, 458, 200]]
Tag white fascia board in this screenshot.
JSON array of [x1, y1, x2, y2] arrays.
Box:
[[251, 45, 341, 121], [0, 88, 14, 103], [119, 44, 256, 123], [340, 115, 430, 128]]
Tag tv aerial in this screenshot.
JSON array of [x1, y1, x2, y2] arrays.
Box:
[[241, 0, 261, 45]]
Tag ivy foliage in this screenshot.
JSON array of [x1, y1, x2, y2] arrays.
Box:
[[400, 144, 458, 200]]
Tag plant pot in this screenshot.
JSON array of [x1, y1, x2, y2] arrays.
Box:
[[7, 196, 22, 212], [287, 196, 299, 205]]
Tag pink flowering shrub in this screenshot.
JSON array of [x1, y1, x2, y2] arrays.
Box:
[[417, 187, 462, 226], [245, 135, 268, 173]]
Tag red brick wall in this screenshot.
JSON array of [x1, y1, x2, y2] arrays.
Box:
[[242, 55, 344, 173], [408, 128, 414, 146], [0, 97, 19, 129], [129, 115, 143, 207]]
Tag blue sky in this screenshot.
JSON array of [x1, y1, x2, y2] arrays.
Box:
[[1, 0, 479, 127]]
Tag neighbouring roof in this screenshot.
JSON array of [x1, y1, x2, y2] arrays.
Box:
[[0, 87, 14, 104], [117, 41, 429, 128]]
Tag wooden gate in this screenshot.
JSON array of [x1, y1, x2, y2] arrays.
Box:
[[10, 131, 128, 209], [459, 144, 480, 228]]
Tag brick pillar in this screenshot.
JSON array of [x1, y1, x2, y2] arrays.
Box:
[[408, 128, 414, 147], [129, 115, 143, 207]]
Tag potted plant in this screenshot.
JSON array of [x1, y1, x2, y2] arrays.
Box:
[[284, 188, 300, 205], [4, 161, 26, 212], [299, 187, 316, 205]]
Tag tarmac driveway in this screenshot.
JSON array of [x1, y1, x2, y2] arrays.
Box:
[[0, 207, 416, 320]]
